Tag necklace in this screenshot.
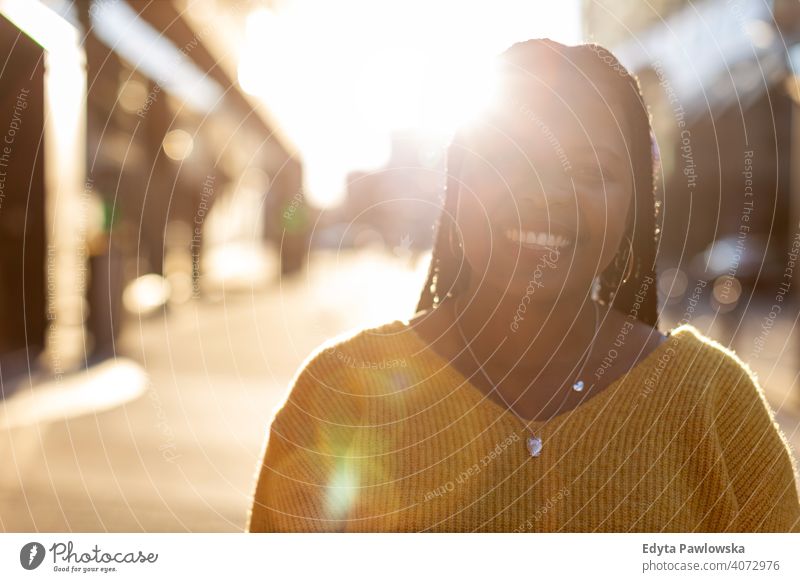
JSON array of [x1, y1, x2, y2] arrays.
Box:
[[452, 296, 601, 458]]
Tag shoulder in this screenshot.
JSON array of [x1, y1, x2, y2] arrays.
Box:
[[308, 319, 412, 376], [271, 319, 410, 429], [642, 323, 773, 418], [669, 324, 783, 433], [662, 323, 760, 387], [673, 328, 800, 530]]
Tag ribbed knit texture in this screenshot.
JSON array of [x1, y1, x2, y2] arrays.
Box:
[[247, 321, 800, 532]]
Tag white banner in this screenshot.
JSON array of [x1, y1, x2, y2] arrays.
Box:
[[1, 533, 799, 581]]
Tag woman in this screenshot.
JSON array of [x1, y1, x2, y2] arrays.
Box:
[[248, 39, 800, 532]]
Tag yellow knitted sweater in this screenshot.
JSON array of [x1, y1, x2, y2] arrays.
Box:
[[247, 321, 800, 532]]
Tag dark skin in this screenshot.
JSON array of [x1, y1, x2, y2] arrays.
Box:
[[408, 73, 667, 423]]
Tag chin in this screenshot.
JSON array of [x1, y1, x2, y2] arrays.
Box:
[[495, 268, 595, 304], [488, 272, 563, 302]]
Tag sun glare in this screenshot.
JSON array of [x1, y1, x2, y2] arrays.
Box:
[[238, 0, 582, 208]]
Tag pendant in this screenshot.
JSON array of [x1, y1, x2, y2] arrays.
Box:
[[572, 380, 584, 392], [526, 434, 543, 457]]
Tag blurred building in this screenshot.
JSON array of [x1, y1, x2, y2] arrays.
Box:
[[585, 0, 800, 316], [583, 0, 687, 46], [325, 131, 443, 256], [0, 0, 306, 376], [0, 10, 48, 378]]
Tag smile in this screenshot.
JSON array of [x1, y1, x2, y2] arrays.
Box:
[[503, 229, 573, 249]]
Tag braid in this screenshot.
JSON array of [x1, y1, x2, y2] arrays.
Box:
[[417, 39, 660, 330], [416, 142, 469, 312], [589, 46, 660, 329]]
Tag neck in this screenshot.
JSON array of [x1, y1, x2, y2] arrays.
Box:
[[449, 282, 604, 374]]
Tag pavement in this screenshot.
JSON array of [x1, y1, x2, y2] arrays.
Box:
[[0, 249, 428, 531], [0, 249, 798, 531]]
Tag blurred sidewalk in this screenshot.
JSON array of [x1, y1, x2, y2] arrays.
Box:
[[0, 249, 798, 531], [0, 249, 428, 531]]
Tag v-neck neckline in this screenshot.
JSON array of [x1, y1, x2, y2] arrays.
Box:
[[400, 319, 685, 430]]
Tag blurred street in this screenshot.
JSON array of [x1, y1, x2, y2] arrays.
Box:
[[1, 250, 799, 532], [0, 250, 428, 531]]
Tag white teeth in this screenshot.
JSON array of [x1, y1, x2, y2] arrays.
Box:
[[503, 229, 573, 248]]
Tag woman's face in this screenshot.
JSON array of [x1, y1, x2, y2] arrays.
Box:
[[455, 77, 635, 302]]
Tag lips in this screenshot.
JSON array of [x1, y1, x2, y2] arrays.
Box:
[[504, 228, 573, 249], [499, 219, 578, 250]]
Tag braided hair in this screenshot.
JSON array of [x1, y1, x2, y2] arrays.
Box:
[[416, 39, 660, 329]]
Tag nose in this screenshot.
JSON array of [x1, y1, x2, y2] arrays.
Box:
[[514, 174, 574, 210]]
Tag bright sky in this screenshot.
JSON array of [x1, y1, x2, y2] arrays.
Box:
[[238, 0, 583, 208]]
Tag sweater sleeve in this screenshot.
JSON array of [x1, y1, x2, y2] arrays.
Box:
[[246, 347, 364, 532], [711, 349, 800, 532]]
